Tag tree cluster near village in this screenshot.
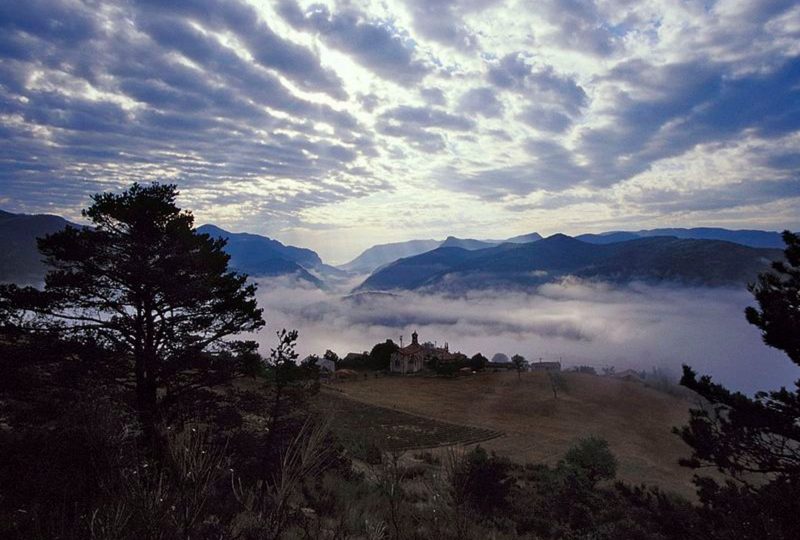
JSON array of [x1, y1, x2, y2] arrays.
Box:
[[1, 183, 798, 538]]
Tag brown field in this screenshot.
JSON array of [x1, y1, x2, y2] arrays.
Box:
[[325, 371, 701, 497], [321, 391, 502, 452]]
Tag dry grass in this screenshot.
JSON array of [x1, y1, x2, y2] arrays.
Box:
[[327, 371, 701, 497], [320, 392, 502, 453]]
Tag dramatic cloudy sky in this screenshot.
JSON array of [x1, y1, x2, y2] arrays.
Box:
[[1, 0, 799, 262]]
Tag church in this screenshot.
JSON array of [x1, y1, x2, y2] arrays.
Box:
[[389, 331, 458, 374]]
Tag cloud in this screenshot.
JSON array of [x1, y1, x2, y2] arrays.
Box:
[[0, 0, 388, 227], [376, 105, 477, 151], [437, 139, 586, 199], [420, 87, 447, 106], [250, 277, 796, 394], [131, 0, 346, 98], [1, 0, 799, 252], [577, 56, 800, 187], [277, 0, 431, 85], [458, 87, 504, 117], [402, 0, 503, 50], [487, 52, 588, 132], [628, 177, 800, 213], [533, 0, 619, 56], [489, 55, 587, 113]]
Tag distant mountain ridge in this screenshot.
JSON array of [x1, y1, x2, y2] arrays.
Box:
[[338, 239, 441, 274], [0, 212, 332, 287], [0, 208, 789, 291], [197, 224, 328, 287], [340, 231, 544, 274], [0, 210, 75, 284], [344, 228, 781, 275], [576, 227, 784, 248], [355, 234, 783, 293]]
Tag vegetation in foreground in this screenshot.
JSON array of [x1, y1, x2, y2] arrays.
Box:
[[1, 183, 798, 538]]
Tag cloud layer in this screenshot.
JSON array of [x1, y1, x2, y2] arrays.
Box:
[[251, 277, 797, 394], [0, 0, 798, 261]]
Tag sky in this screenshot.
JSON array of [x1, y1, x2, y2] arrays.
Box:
[[1, 0, 799, 264]]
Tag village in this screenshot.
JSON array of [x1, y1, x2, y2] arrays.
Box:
[[306, 330, 564, 378]]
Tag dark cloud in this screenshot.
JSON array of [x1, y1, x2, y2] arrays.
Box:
[[403, 0, 502, 50], [577, 57, 800, 187], [534, 0, 619, 56], [458, 87, 504, 117], [131, 0, 346, 98], [0, 0, 384, 223], [489, 54, 587, 114], [488, 52, 587, 132], [628, 177, 800, 213], [375, 120, 447, 152], [383, 106, 476, 130], [518, 106, 572, 133], [437, 139, 586, 200], [0, 0, 99, 44], [420, 87, 447, 106], [376, 105, 476, 151], [277, 0, 431, 85]]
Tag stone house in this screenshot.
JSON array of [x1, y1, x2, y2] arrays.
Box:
[[390, 331, 458, 374]]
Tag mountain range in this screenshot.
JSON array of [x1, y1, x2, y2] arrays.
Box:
[[0, 211, 336, 287], [0, 210, 74, 284], [340, 232, 544, 274], [0, 208, 789, 292], [197, 224, 328, 287], [575, 227, 785, 248], [355, 234, 783, 292]]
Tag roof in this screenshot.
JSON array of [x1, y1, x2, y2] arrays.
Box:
[[395, 342, 424, 356]]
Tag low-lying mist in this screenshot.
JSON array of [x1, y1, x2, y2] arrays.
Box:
[[250, 276, 797, 394]]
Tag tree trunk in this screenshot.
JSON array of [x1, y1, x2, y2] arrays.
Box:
[[136, 352, 162, 458]]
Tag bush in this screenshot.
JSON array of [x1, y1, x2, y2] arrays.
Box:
[[561, 437, 618, 487]]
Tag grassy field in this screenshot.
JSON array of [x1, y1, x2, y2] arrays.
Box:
[[320, 391, 502, 454], [325, 371, 701, 497]]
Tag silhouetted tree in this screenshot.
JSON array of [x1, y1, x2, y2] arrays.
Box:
[[369, 339, 399, 370], [677, 230, 800, 539], [511, 354, 528, 379], [0, 183, 264, 448], [548, 371, 568, 399], [470, 352, 488, 371], [323, 349, 340, 366]]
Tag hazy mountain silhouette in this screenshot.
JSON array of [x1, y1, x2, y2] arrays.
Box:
[[0, 210, 74, 284], [0, 213, 333, 288], [1, 209, 786, 292], [502, 231, 544, 243], [355, 234, 782, 292], [340, 231, 543, 274], [338, 239, 441, 274], [439, 236, 497, 250], [197, 224, 327, 286], [577, 227, 783, 248]]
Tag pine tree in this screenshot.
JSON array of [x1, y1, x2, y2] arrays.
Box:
[[0, 183, 265, 447], [677, 230, 800, 538]]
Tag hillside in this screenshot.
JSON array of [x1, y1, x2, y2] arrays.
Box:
[[197, 224, 326, 286], [328, 371, 700, 496], [0, 210, 74, 284], [0, 213, 334, 288], [356, 234, 781, 292]]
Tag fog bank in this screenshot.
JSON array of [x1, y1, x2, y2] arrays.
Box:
[[250, 277, 797, 394]]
